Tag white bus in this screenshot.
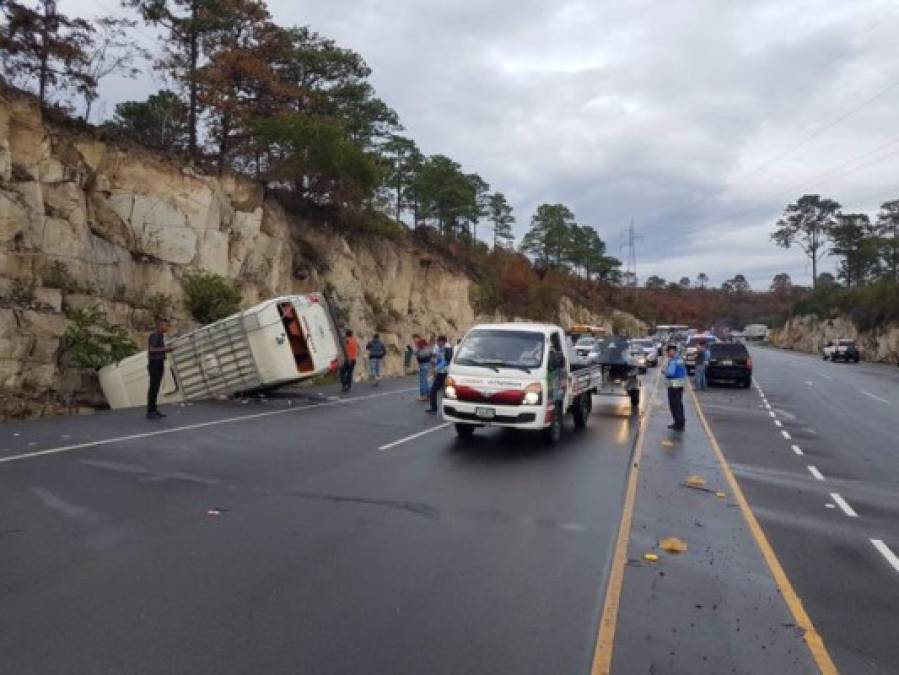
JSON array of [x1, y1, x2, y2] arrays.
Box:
[[99, 294, 343, 409]]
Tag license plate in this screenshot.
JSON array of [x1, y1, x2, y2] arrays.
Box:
[[475, 407, 495, 419], [721, 359, 733, 366]]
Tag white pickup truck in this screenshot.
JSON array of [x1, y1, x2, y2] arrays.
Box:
[[442, 323, 603, 443]]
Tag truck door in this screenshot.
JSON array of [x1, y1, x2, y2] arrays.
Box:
[[548, 331, 566, 403]]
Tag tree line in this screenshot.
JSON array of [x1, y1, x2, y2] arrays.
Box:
[[772, 194, 899, 289], [0, 0, 518, 246]]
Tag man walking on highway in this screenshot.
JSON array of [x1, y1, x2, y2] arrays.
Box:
[[664, 343, 687, 430], [366, 333, 386, 386], [426, 335, 452, 413], [341, 329, 360, 392], [693, 342, 708, 390], [412, 333, 431, 401], [147, 317, 173, 420]]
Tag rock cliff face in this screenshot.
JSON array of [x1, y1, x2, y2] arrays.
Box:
[[771, 315, 899, 363], [0, 90, 643, 419]]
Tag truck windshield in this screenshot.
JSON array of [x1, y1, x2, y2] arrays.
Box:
[[575, 337, 595, 347], [456, 329, 545, 369]]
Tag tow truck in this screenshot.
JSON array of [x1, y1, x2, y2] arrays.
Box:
[[442, 323, 603, 443]]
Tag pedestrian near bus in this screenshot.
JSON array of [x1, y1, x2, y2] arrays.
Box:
[[664, 343, 687, 430], [693, 342, 708, 390], [146, 317, 174, 419], [412, 333, 431, 401], [426, 335, 452, 413], [341, 329, 360, 392], [366, 333, 386, 386]]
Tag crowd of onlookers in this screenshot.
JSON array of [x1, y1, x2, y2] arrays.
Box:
[[339, 330, 457, 413]]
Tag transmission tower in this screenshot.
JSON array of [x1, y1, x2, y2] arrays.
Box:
[[620, 220, 642, 290]]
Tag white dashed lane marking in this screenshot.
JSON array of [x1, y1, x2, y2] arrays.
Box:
[[860, 390, 891, 405], [791, 444, 804, 456], [871, 540, 899, 573], [807, 465, 825, 481], [781, 430, 792, 440], [830, 493, 859, 518]]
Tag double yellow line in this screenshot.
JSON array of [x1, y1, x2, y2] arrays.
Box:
[[590, 382, 839, 674]]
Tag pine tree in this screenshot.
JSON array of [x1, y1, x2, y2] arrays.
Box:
[[487, 192, 515, 249]]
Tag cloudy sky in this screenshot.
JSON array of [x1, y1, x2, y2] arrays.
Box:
[[69, 0, 899, 288]]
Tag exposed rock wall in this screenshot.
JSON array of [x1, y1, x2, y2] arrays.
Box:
[[0, 90, 641, 419], [770, 315, 899, 363]]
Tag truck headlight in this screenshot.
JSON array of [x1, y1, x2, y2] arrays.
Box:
[[523, 382, 542, 405], [444, 377, 457, 400]]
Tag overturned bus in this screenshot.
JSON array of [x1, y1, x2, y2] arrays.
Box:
[[99, 293, 343, 409]]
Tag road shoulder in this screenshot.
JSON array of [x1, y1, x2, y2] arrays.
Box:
[[605, 383, 824, 674]]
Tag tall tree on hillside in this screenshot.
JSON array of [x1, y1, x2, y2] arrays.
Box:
[[722, 274, 750, 293], [678, 276, 691, 288], [107, 89, 190, 149], [875, 199, 899, 282], [519, 203, 575, 267], [414, 155, 473, 235], [487, 192, 515, 249], [81, 16, 148, 121], [645, 275, 666, 289], [379, 134, 419, 221], [770, 272, 792, 296], [126, 0, 222, 153], [696, 272, 708, 289], [195, 0, 291, 172], [463, 173, 490, 241], [0, 0, 95, 107], [829, 213, 880, 288], [772, 194, 841, 289]]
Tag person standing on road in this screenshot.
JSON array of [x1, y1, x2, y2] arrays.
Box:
[[412, 333, 431, 401], [693, 341, 708, 390], [146, 318, 173, 420], [341, 329, 360, 392], [664, 343, 687, 430], [366, 333, 386, 386], [426, 335, 452, 413]]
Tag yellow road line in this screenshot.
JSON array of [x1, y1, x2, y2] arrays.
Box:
[[690, 386, 840, 675], [591, 373, 660, 675]]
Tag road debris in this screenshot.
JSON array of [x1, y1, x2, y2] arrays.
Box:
[[644, 553, 659, 562], [660, 439, 675, 449], [685, 474, 706, 487], [205, 507, 227, 516], [659, 537, 688, 554], [715, 491, 726, 499]]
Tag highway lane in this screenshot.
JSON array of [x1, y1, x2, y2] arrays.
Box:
[[0, 378, 641, 675], [697, 346, 899, 675]]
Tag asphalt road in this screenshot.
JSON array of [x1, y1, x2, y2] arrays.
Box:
[[698, 345, 899, 675], [0, 379, 642, 675]]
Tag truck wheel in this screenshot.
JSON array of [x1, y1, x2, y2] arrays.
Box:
[[455, 424, 475, 439], [572, 394, 589, 429], [543, 403, 563, 444], [822, 354, 828, 361]]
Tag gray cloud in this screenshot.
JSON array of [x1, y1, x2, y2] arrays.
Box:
[[67, 0, 899, 288]]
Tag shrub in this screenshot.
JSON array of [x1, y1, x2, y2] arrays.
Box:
[[62, 306, 138, 369], [10, 278, 36, 305], [145, 292, 175, 321], [181, 270, 242, 324], [41, 261, 96, 294]]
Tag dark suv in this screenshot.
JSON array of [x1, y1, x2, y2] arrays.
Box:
[[706, 342, 752, 388]]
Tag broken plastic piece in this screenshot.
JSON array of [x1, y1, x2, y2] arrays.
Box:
[[661, 439, 675, 448], [715, 491, 726, 498], [686, 475, 706, 487], [206, 508, 225, 516], [644, 553, 659, 562], [659, 537, 688, 554]]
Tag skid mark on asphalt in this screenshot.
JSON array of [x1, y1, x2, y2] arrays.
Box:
[[283, 490, 439, 519], [79, 458, 222, 485]]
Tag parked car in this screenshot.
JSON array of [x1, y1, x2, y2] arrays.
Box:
[[706, 342, 752, 387], [684, 335, 718, 374], [822, 339, 860, 363], [628, 338, 659, 367], [573, 336, 599, 361]]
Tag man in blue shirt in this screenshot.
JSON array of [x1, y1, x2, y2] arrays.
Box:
[[426, 335, 452, 413], [664, 343, 687, 430]]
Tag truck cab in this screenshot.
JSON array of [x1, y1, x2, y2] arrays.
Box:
[[443, 323, 601, 443]]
